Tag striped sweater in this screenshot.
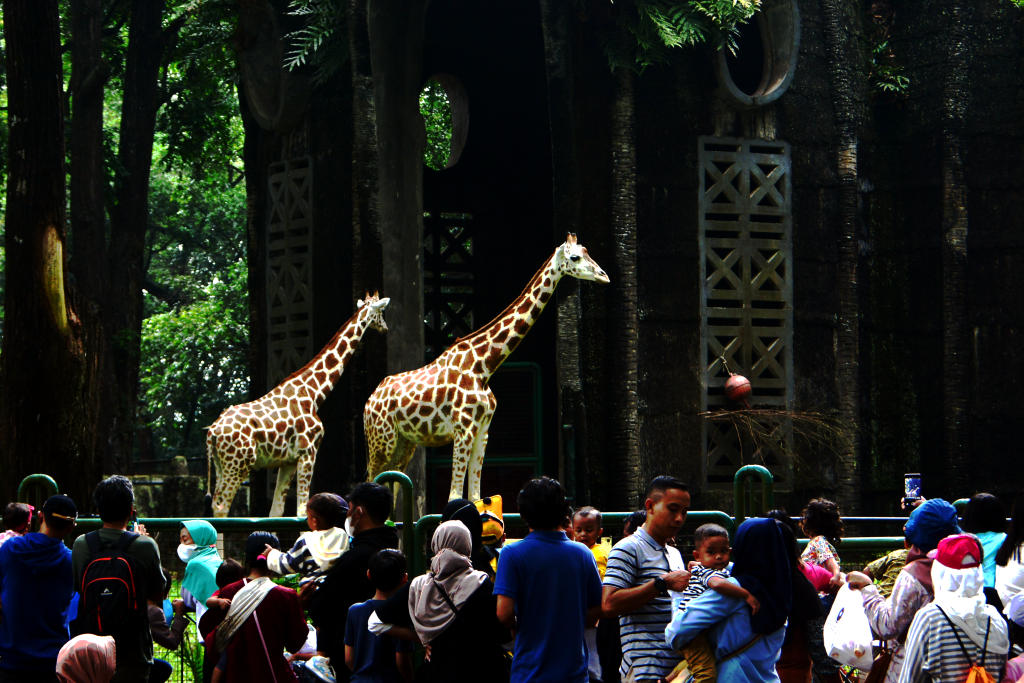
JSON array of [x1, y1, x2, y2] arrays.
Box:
[[897, 604, 1008, 683]]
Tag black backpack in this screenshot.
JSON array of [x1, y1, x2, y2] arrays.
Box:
[[75, 531, 144, 636]]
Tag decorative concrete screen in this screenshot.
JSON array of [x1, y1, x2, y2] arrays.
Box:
[[698, 137, 794, 485], [266, 157, 314, 385], [423, 211, 475, 361]]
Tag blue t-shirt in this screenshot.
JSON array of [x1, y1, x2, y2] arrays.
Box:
[[0, 532, 73, 671], [493, 530, 603, 683], [344, 598, 412, 683]]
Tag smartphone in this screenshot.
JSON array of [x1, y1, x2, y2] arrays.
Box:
[[902, 473, 922, 511]]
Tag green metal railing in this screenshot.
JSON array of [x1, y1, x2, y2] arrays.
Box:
[[16, 473, 59, 503], [733, 464, 774, 522], [10, 469, 921, 577], [373, 470, 415, 552]]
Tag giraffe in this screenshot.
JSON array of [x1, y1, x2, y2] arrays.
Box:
[[207, 293, 390, 517], [364, 234, 609, 502]]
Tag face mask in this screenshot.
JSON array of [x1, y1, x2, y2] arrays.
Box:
[[177, 543, 197, 563], [344, 508, 360, 536]]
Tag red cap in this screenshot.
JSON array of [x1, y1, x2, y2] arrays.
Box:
[[929, 534, 983, 569]]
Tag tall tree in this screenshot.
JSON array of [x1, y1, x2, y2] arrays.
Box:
[[105, 0, 168, 472], [609, 64, 641, 510], [821, 0, 867, 512], [0, 2, 99, 505], [941, 0, 972, 494]]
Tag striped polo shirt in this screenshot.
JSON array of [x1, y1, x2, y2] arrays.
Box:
[[603, 527, 682, 681]]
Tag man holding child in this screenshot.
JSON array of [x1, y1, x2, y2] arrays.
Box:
[[602, 476, 692, 682]]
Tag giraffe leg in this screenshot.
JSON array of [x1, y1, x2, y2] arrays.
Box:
[[294, 426, 323, 515], [467, 412, 494, 502], [364, 405, 396, 480], [449, 428, 477, 502], [212, 451, 247, 518], [270, 462, 298, 518]]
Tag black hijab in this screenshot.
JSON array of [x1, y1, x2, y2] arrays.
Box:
[[731, 517, 794, 634], [441, 498, 493, 576]]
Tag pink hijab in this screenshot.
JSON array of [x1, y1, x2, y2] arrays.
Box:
[[56, 634, 116, 682]]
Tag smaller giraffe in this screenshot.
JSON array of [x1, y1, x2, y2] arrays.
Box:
[[364, 234, 608, 502], [207, 293, 389, 517]]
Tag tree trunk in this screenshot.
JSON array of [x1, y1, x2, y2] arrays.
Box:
[[0, 1, 99, 505], [67, 0, 109, 483], [821, 0, 865, 513], [941, 1, 972, 495], [345, 0, 387, 486], [540, 0, 590, 503], [609, 66, 640, 510], [105, 0, 166, 472]]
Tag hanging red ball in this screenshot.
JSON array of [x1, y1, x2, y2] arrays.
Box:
[[724, 374, 752, 402]]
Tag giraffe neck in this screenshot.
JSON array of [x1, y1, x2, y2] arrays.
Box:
[[453, 253, 563, 381], [278, 312, 372, 407]]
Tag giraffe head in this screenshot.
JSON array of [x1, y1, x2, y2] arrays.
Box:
[[357, 292, 391, 332], [556, 233, 610, 283]]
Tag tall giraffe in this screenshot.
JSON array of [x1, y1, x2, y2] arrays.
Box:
[[364, 234, 608, 502], [207, 294, 390, 517]]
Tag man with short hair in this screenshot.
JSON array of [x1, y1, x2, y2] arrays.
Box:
[[0, 494, 77, 682], [494, 476, 603, 683], [71, 476, 164, 682], [314, 482, 399, 681], [602, 476, 692, 682]]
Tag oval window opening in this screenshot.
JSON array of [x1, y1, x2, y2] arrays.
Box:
[[716, 0, 800, 106], [420, 74, 469, 170], [726, 20, 766, 97], [421, 79, 453, 170]]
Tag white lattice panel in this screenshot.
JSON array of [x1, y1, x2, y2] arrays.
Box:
[[266, 157, 313, 385], [698, 138, 794, 484]]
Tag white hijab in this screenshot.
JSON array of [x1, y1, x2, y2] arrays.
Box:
[[408, 521, 488, 644], [931, 549, 1009, 653]]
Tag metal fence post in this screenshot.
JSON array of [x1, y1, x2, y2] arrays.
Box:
[[17, 474, 59, 504], [373, 470, 415, 553], [733, 465, 774, 523]]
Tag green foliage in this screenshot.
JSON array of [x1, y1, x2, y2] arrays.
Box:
[[283, 0, 348, 85], [420, 80, 452, 171], [598, 0, 761, 72], [869, 40, 909, 96], [139, 258, 249, 461], [156, 0, 243, 175]]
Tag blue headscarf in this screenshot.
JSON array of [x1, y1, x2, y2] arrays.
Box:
[[731, 518, 793, 634], [904, 499, 961, 552]]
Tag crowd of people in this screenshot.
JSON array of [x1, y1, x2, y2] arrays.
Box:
[[1, 474, 1024, 683]]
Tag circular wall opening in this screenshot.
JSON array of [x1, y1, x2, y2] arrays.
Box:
[[716, 0, 800, 107], [420, 74, 469, 170]]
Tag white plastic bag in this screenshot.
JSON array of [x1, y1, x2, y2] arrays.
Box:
[[823, 584, 874, 670]]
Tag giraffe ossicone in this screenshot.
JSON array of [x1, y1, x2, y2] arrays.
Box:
[[364, 234, 609, 502], [207, 293, 390, 517]]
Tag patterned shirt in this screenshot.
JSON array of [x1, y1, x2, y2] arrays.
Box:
[[865, 548, 909, 598], [861, 567, 933, 683], [801, 535, 839, 567], [266, 527, 349, 585], [604, 527, 683, 681]]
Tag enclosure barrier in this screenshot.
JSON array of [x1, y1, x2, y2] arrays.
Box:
[[372, 470, 415, 553], [16, 473, 58, 504], [16, 471, 909, 577], [733, 464, 774, 522]]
